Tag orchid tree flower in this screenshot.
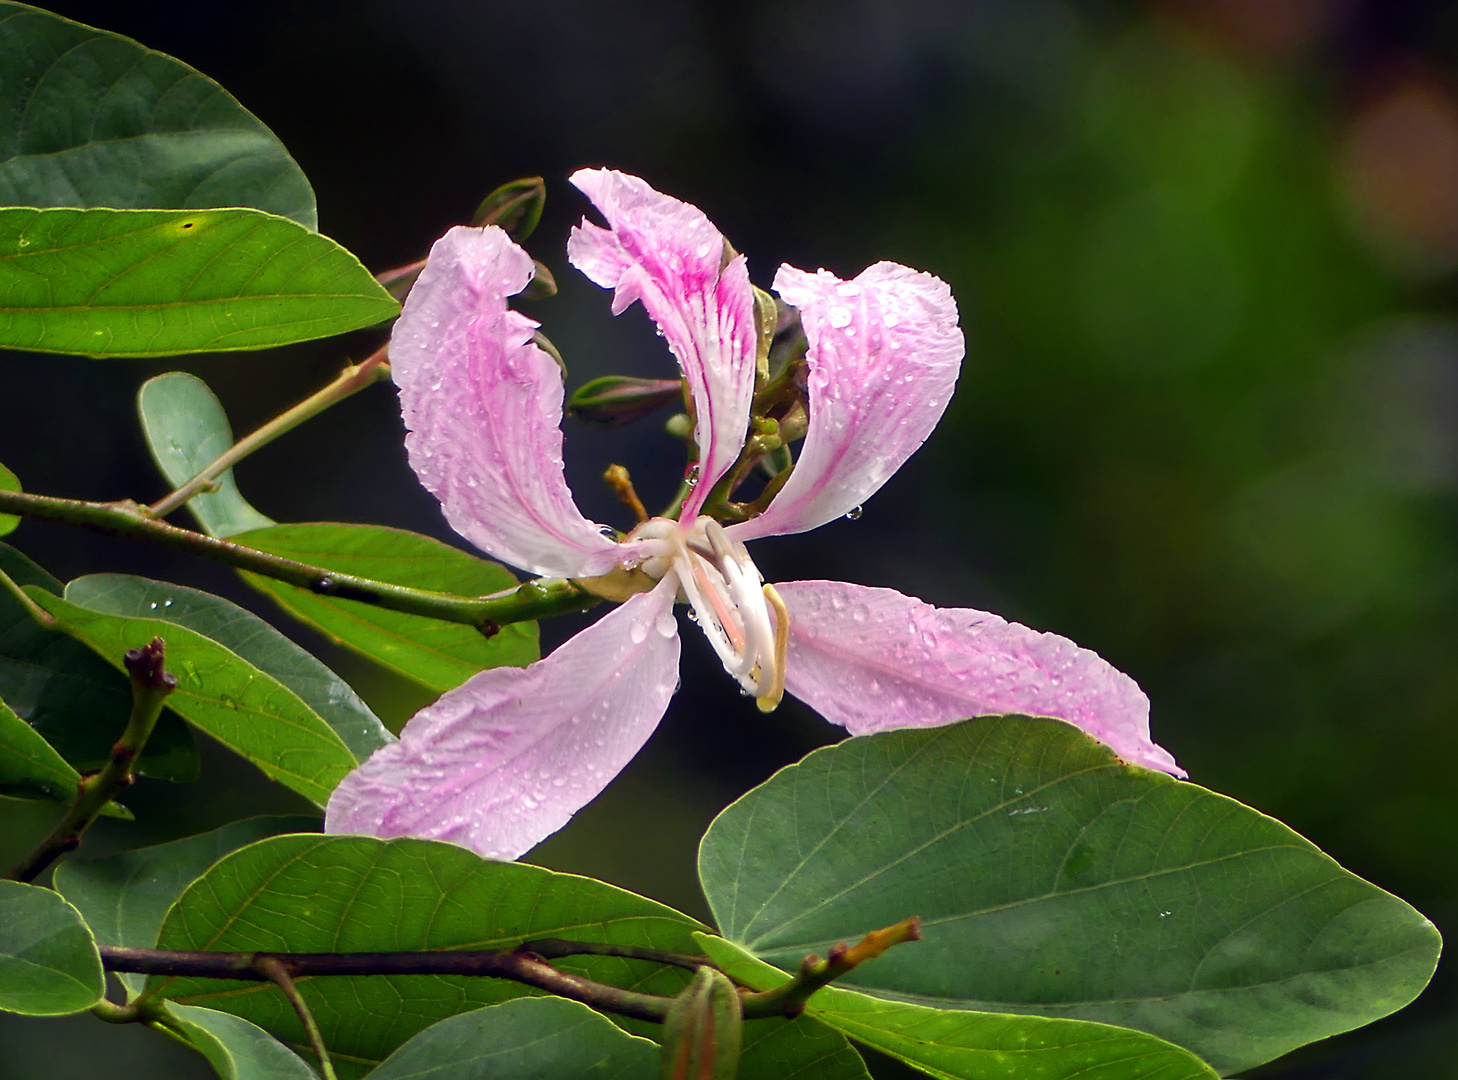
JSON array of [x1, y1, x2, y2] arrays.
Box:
[[325, 169, 1184, 861]]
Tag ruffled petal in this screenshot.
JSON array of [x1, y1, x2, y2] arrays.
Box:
[[777, 580, 1184, 776], [391, 225, 622, 578], [567, 169, 756, 518], [324, 579, 682, 860], [730, 262, 964, 541]]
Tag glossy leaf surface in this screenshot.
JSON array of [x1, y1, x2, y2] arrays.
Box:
[[238, 523, 538, 693], [0, 880, 104, 1016], [0, 543, 196, 781], [138, 373, 273, 537], [0, 2, 315, 224], [170, 1003, 319, 1080], [0, 207, 397, 357], [66, 574, 391, 762], [0, 461, 17, 536], [149, 834, 705, 1079], [0, 691, 128, 817], [698, 716, 1443, 1076], [29, 589, 356, 806], [368, 997, 656, 1080], [700, 936, 1218, 1080], [54, 816, 319, 999]]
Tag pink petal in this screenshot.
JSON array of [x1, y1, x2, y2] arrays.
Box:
[[325, 580, 683, 860], [777, 580, 1184, 776], [391, 225, 622, 578], [730, 262, 964, 542], [567, 169, 756, 518]]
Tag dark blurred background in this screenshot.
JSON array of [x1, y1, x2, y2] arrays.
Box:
[[1, 0, 1456, 1076]]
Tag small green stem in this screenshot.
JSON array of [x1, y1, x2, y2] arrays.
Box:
[[0, 564, 55, 628], [739, 918, 922, 1019], [0, 489, 599, 631], [6, 638, 176, 882], [256, 956, 338, 1080], [148, 347, 392, 521]]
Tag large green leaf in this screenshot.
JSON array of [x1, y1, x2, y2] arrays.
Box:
[[138, 373, 274, 538], [0, 543, 197, 781], [0, 691, 129, 817], [54, 815, 319, 1000], [28, 589, 356, 806], [169, 1003, 319, 1080], [738, 1015, 871, 1080], [66, 574, 391, 763], [238, 523, 538, 694], [0, 461, 18, 536], [0, 879, 104, 1016], [0, 2, 315, 226], [149, 834, 706, 1079], [700, 936, 1218, 1080], [368, 997, 657, 1080], [698, 716, 1443, 1077], [0, 207, 397, 357]]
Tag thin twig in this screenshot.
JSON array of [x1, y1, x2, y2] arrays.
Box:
[[740, 918, 922, 1019], [517, 938, 714, 972], [0, 564, 56, 628], [256, 956, 338, 1080], [149, 347, 392, 521], [7, 638, 176, 882], [0, 489, 600, 631]]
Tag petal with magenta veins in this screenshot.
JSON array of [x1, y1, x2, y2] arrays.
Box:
[[731, 262, 963, 542], [777, 580, 1184, 776], [391, 225, 621, 578], [567, 169, 756, 518], [324, 579, 682, 861]]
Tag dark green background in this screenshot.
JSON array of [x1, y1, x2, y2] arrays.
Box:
[[1, 1, 1455, 1076]]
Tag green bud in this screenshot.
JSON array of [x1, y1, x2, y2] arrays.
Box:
[[471, 176, 547, 241], [665, 412, 694, 440], [758, 442, 792, 480], [532, 331, 567, 379], [751, 286, 780, 385], [521, 260, 557, 300], [660, 966, 742, 1080], [567, 376, 682, 428]]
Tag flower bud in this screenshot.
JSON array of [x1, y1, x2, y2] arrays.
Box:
[[470, 176, 547, 241], [660, 966, 742, 1080], [568, 376, 683, 429], [521, 260, 557, 300]]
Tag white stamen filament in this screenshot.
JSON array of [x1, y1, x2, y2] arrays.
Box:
[[626, 515, 786, 707]]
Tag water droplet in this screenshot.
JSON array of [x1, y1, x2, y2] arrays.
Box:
[[827, 306, 852, 328], [883, 311, 901, 328], [844, 505, 863, 521], [629, 622, 649, 645], [521, 794, 538, 810], [162, 599, 173, 608], [597, 524, 616, 537], [655, 612, 677, 638], [148, 601, 158, 610], [851, 605, 869, 622]]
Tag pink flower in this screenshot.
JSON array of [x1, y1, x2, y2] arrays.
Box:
[[324, 169, 1183, 861]]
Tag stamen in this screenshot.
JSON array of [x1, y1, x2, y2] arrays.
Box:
[[756, 583, 789, 713]]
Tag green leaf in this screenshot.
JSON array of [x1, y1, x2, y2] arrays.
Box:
[[53, 815, 319, 1000], [698, 716, 1444, 1077], [0, 461, 18, 537], [0, 691, 130, 817], [0, 879, 104, 1015], [0, 543, 197, 782], [138, 373, 274, 538], [0, 207, 398, 357], [150, 834, 706, 1079], [0, 2, 315, 226], [369, 997, 657, 1080], [738, 1015, 871, 1080], [169, 1003, 319, 1080], [28, 589, 356, 806], [66, 574, 392, 762], [699, 936, 1218, 1080], [237, 523, 539, 693]]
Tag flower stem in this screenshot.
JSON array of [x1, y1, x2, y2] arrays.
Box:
[[6, 638, 176, 882], [0, 489, 599, 631], [147, 346, 391, 521]]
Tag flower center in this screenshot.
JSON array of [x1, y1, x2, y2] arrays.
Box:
[[630, 516, 787, 711]]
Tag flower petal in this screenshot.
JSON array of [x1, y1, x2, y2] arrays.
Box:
[[325, 579, 682, 860], [777, 580, 1184, 776], [567, 168, 756, 518], [731, 262, 964, 541], [391, 224, 621, 578]]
